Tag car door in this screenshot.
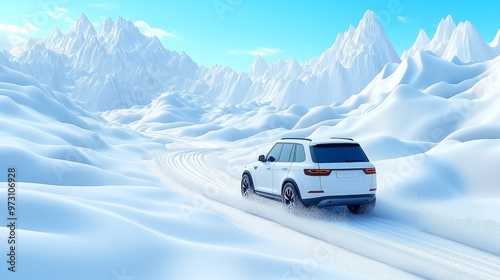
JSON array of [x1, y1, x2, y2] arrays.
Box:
[[272, 143, 294, 195], [254, 143, 283, 194]]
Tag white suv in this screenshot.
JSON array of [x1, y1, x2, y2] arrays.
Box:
[[241, 138, 377, 214]]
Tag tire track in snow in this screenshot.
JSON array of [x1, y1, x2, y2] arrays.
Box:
[[352, 218, 500, 277], [153, 149, 500, 280]]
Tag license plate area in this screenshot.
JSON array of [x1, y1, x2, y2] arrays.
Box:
[[336, 170, 359, 178]]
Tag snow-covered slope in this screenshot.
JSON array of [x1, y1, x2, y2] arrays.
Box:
[[0, 63, 365, 280], [141, 47, 500, 263], [0, 64, 161, 185], [132, 48, 500, 278]]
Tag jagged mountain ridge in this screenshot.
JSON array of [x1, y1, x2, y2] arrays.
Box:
[[442, 21, 496, 62], [1, 12, 499, 111], [230, 10, 403, 107], [402, 15, 500, 63], [4, 14, 198, 111], [1, 11, 404, 110]]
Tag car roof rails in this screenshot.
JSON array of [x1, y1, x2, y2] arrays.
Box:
[[330, 137, 354, 141], [280, 137, 312, 141]]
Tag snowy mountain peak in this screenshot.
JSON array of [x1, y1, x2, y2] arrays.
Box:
[[358, 10, 379, 31], [113, 16, 137, 33], [443, 20, 494, 63], [289, 57, 299, 65], [401, 29, 431, 60], [71, 13, 96, 38], [416, 29, 431, 45], [97, 17, 148, 51], [426, 15, 456, 56], [360, 10, 377, 23], [248, 55, 269, 79], [285, 57, 303, 78], [5, 15, 204, 110], [402, 15, 500, 62], [346, 25, 355, 36], [284, 9, 401, 105], [315, 9, 400, 70], [348, 10, 389, 47], [433, 15, 456, 42], [50, 27, 62, 40], [98, 17, 114, 38]]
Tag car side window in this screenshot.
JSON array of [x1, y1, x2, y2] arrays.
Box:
[[278, 143, 294, 162], [294, 144, 306, 162], [267, 143, 283, 162], [289, 144, 296, 162]]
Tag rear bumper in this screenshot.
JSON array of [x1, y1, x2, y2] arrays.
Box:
[[302, 194, 376, 207]]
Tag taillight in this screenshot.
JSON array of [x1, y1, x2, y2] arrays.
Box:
[[364, 168, 376, 174], [304, 169, 332, 176]]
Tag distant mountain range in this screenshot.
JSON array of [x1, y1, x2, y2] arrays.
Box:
[[1, 11, 499, 111], [402, 15, 500, 62]]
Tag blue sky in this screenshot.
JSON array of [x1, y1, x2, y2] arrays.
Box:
[[0, 0, 499, 72]]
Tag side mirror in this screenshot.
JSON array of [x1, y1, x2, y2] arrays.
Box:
[[258, 155, 266, 162]]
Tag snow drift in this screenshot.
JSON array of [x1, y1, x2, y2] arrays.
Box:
[[0, 64, 362, 280]]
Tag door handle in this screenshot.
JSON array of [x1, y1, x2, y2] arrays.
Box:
[[266, 166, 271, 170], [282, 167, 288, 170]]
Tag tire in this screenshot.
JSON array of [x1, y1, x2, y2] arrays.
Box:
[[241, 173, 255, 197], [282, 182, 304, 212], [347, 198, 376, 215]]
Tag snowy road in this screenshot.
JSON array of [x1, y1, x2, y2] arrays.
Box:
[[151, 148, 500, 280]]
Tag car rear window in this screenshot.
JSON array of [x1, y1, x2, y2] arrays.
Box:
[[312, 143, 369, 163]]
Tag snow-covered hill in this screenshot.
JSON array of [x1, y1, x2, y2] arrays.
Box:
[[0, 64, 162, 185], [2, 63, 367, 280], [139, 46, 500, 277]]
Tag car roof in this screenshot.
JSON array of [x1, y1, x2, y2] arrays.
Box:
[[279, 137, 359, 145]]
